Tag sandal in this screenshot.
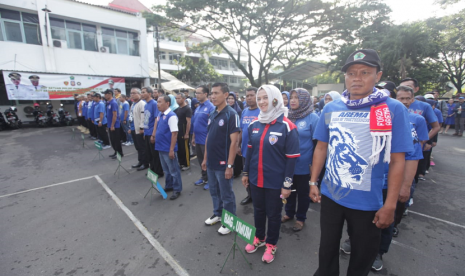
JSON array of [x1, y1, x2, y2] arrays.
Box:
[[292, 221, 304, 232], [281, 215, 292, 223]]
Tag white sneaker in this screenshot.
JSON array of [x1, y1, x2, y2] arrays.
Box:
[[102, 145, 111, 150], [205, 215, 221, 226], [181, 166, 190, 171], [218, 225, 231, 235], [425, 170, 429, 174], [124, 142, 133, 146]]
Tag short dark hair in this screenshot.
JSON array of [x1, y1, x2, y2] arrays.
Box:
[[177, 92, 186, 99], [142, 86, 153, 94], [156, 88, 165, 95], [246, 87, 258, 93], [396, 85, 414, 97], [211, 82, 229, 93], [103, 89, 114, 96], [114, 88, 121, 93], [400, 78, 419, 88], [197, 85, 209, 95], [94, 93, 102, 99], [160, 95, 171, 105]]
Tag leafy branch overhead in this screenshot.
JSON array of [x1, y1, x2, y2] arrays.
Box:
[[153, 0, 391, 87]]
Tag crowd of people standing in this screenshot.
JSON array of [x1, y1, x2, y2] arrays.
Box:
[[70, 48, 462, 275]]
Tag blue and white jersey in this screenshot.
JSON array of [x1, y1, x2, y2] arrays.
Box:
[[406, 113, 429, 161], [313, 98, 413, 211]]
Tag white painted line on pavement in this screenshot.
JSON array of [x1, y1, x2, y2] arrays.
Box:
[[408, 210, 465, 230], [94, 175, 189, 276], [0, 175, 97, 199], [391, 240, 424, 255]]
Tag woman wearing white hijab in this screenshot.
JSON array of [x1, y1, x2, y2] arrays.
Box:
[[242, 85, 300, 263]]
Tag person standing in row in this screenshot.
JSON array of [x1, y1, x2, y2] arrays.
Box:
[[119, 95, 133, 146], [441, 98, 456, 134], [129, 88, 147, 170], [114, 88, 126, 145], [154, 95, 183, 200], [174, 93, 192, 171], [309, 49, 412, 276], [142, 87, 163, 176], [86, 93, 97, 140], [202, 83, 240, 235], [238, 87, 259, 205], [93, 93, 111, 150], [104, 90, 123, 159], [453, 97, 465, 136], [282, 88, 319, 232], [242, 85, 300, 263], [192, 85, 215, 189]]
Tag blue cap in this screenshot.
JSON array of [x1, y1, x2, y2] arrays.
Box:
[[459, 97, 464, 99]]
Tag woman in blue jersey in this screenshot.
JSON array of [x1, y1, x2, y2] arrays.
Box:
[[282, 88, 319, 232], [242, 85, 300, 263]]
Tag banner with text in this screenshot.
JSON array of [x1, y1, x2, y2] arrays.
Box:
[[3, 71, 125, 100]]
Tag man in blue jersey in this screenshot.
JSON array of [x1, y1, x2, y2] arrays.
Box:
[[119, 95, 133, 146], [142, 87, 163, 176], [192, 85, 215, 189], [93, 93, 111, 149], [202, 83, 240, 235], [154, 95, 183, 200], [310, 49, 413, 276], [238, 87, 260, 205], [86, 93, 97, 140], [104, 90, 123, 159]]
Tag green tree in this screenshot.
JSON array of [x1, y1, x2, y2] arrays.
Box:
[[174, 57, 223, 85], [153, 0, 391, 87], [427, 10, 465, 94]]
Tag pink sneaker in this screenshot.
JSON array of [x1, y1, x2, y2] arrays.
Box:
[[430, 161, 435, 166], [245, 236, 265, 253], [262, 243, 277, 263]]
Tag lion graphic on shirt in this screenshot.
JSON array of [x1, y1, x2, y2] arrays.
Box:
[[325, 123, 368, 200]]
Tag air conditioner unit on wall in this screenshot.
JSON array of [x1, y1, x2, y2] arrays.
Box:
[[53, 39, 67, 49], [100, 46, 110, 53]]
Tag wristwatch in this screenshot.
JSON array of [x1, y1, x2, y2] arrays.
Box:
[[283, 177, 292, 188], [309, 181, 318, 186], [227, 164, 233, 169]]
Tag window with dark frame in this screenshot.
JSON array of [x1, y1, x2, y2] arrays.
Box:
[[0, 8, 41, 45]]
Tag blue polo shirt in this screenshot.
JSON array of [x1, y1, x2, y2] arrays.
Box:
[[408, 100, 438, 125], [87, 101, 94, 120], [240, 107, 260, 157], [120, 101, 130, 122], [82, 102, 88, 119], [129, 102, 137, 131], [433, 108, 443, 124], [93, 101, 107, 125], [192, 100, 215, 145], [206, 105, 240, 171], [313, 97, 413, 211], [143, 99, 159, 136], [406, 113, 429, 161], [155, 109, 178, 152], [106, 98, 120, 128], [294, 113, 319, 175], [244, 114, 300, 190]]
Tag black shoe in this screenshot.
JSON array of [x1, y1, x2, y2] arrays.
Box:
[[132, 163, 142, 168], [164, 187, 174, 192], [111, 156, 117, 159], [393, 227, 399, 237], [137, 165, 148, 171], [170, 191, 181, 200], [240, 196, 252, 205], [109, 153, 116, 158]]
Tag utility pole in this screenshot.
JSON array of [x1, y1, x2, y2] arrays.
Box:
[[155, 24, 161, 89]]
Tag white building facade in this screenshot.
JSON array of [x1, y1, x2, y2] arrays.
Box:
[[0, 0, 149, 122]]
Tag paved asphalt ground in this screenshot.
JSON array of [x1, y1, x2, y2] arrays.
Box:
[[0, 126, 464, 276]]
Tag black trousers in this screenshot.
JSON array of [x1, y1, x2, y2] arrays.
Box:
[[242, 157, 251, 197], [177, 135, 190, 167], [195, 144, 207, 181], [131, 132, 146, 165], [119, 126, 127, 143], [316, 195, 381, 276], [88, 119, 97, 137], [285, 174, 311, 222], [96, 124, 110, 146], [109, 127, 123, 156], [144, 135, 163, 176], [77, 116, 85, 127], [424, 150, 432, 171]]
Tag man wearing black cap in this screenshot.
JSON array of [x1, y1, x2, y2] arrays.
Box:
[[104, 89, 123, 159], [6, 72, 29, 99], [376, 81, 397, 99], [310, 49, 413, 276]]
